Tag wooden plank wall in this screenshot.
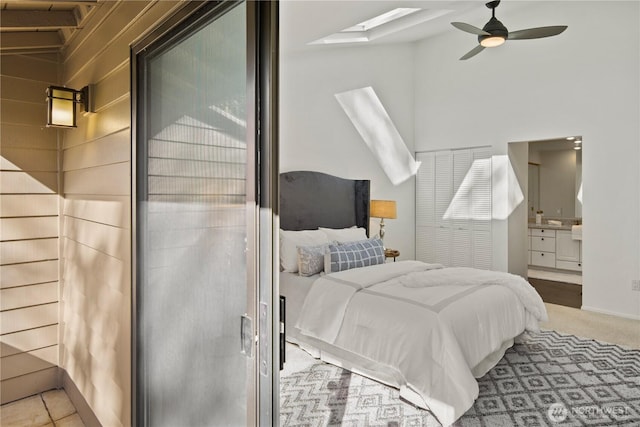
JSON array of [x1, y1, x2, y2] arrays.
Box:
[[0, 53, 61, 404], [58, 2, 183, 426]]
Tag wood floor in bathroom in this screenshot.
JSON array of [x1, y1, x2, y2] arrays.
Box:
[[528, 277, 582, 308]]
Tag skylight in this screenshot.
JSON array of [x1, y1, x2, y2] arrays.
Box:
[[309, 8, 452, 45], [342, 8, 420, 32]]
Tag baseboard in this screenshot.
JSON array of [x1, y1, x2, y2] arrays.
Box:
[[0, 367, 59, 405], [61, 369, 102, 427], [581, 305, 640, 321]]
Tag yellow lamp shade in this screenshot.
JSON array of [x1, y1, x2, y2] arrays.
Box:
[[370, 200, 397, 219]]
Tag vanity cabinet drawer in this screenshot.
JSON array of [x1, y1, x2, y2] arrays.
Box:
[[531, 251, 556, 268], [556, 260, 582, 272], [531, 236, 555, 252], [531, 228, 556, 238]]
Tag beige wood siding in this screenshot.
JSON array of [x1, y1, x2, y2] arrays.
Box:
[[58, 2, 183, 426], [0, 52, 60, 404]]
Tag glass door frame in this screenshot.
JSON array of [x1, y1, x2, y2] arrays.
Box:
[[130, 1, 279, 425]]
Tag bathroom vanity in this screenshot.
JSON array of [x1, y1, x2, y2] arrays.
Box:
[[528, 222, 582, 272]]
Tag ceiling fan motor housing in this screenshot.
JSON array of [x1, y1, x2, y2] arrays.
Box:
[[479, 16, 508, 44]]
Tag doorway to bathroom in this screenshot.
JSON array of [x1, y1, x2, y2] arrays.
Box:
[[509, 136, 583, 308]]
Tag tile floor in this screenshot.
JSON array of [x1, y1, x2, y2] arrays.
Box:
[[0, 389, 84, 427]]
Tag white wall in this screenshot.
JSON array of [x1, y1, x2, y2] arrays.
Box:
[[508, 142, 529, 278], [280, 44, 416, 258], [414, 1, 640, 318]]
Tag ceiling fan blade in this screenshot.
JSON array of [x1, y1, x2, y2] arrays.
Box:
[[508, 25, 567, 40], [451, 22, 490, 36], [460, 45, 485, 60]]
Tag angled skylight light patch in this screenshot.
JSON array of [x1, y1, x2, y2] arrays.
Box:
[[492, 155, 525, 220], [335, 86, 420, 186], [443, 158, 493, 221], [309, 8, 452, 45]]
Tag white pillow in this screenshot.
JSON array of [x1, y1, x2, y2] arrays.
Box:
[[319, 226, 368, 243], [280, 229, 329, 273]]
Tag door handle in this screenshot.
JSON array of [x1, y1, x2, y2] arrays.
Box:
[[240, 315, 253, 358], [280, 296, 286, 371]]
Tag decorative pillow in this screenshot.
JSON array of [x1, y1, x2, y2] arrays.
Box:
[[297, 244, 327, 277], [319, 226, 368, 243], [324, 238, 385, 273], [280, 229, 329, 273]]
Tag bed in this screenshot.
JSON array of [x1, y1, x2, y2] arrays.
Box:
[[279, 170, 547, 426]]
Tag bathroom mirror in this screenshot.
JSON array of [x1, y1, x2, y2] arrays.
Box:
[[528, 137, 582, 220]]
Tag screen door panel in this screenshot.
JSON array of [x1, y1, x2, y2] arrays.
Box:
[[136, 3, 253, 426]]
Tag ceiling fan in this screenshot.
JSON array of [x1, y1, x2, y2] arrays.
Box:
[[451, 0, 567, 60]]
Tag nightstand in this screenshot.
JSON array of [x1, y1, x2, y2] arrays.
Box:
[[384, 248, 400, 262]]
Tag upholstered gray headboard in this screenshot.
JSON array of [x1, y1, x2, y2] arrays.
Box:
[[279, 171, 370, 236]]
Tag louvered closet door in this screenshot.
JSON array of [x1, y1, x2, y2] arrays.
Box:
[[450, 150, 472, 267], [434, 152, 452, 265], [416, 147, 493, 269], [471, 148, 492, 269], [434, 151, 452, 228], [415, 152, 437, 263]]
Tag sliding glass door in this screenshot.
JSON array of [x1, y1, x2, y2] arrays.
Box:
[[133, 2, 278, 425]]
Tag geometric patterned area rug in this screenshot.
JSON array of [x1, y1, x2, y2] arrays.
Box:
[[280, 330, 640, 426]]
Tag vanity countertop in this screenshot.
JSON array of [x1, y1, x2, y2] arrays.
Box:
[[528, 223, 573, 231]]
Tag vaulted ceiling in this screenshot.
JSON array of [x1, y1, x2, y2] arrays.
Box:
[[0, 0, 100, 54]]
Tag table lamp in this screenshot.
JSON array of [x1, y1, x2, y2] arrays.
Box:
[[370, 200, 397, 241]]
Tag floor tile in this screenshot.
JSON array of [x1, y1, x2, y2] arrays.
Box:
[[55, 413, 85, 427], [0, 395, 51, 427], [42, 389, 76, 420]]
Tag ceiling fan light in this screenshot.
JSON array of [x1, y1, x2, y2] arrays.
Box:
[[480, 35, 505, 47]]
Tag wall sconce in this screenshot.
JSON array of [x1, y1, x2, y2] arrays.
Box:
[[46, 85, 94, 128], [370, 199, 397, 241]]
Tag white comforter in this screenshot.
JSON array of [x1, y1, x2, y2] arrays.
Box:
[[295, 260, 547, 426]]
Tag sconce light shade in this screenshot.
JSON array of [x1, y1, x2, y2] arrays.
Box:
[[46, 85, 93, 128], [47, 86, 77, 127]]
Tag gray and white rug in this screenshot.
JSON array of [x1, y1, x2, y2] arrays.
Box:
[[280, 331, 640, 426]]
